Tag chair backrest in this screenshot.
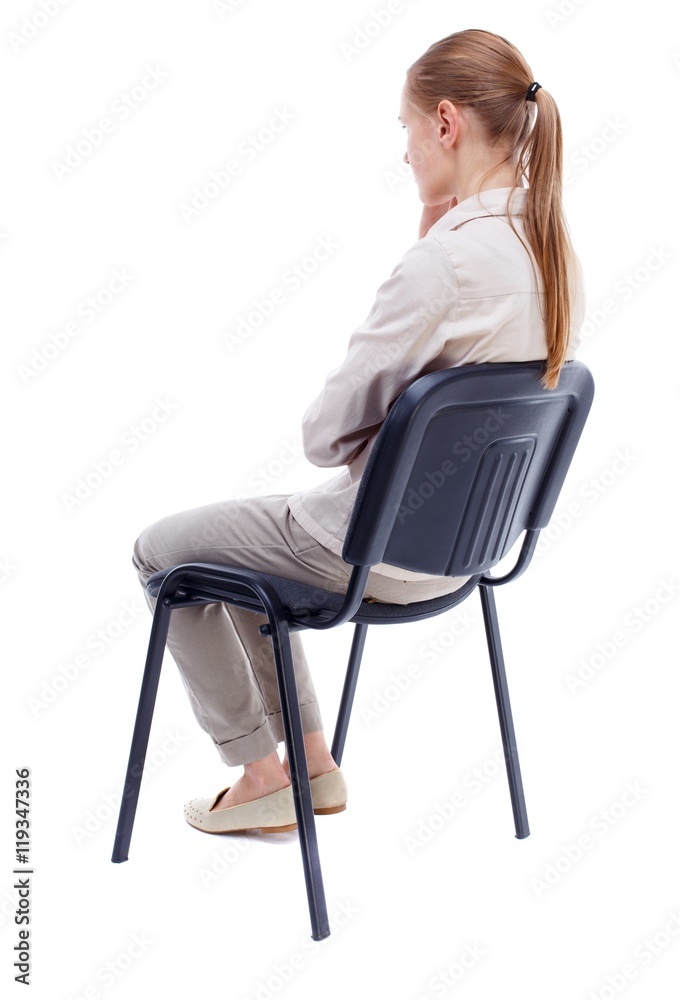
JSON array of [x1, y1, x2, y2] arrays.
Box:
[[342, 361, 594, 577]]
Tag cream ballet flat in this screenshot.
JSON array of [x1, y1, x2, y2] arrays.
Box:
[[184, 768, 348, 834], [309, 768, 348, 815], [184, 785, 297, 834]]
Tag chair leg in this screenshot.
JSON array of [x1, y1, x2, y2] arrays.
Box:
[[331, 623, 368, 766], [112, 596, 173, 863], [478, 585, 530, 840], [269, 611, 330, 941]]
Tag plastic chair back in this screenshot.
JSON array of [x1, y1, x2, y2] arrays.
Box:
[[342, 361, 595, 576]]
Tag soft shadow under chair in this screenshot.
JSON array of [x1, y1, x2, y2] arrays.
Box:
[[111, 360, 595, 940]]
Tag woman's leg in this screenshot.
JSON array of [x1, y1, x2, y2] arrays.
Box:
[[210, 733, 337, 812], [132, 494, 350, 805], [132, 492, 468, 815]]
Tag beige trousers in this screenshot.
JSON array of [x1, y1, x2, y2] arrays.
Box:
[[132, 494, 465, 766]]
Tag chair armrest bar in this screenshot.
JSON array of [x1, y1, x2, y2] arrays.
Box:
[[259, 565, 372, 636]]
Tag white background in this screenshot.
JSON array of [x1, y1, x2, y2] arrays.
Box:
[[2, 0, 680, 997]]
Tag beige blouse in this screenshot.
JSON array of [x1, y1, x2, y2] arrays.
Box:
[[287, 186, 585, 581]]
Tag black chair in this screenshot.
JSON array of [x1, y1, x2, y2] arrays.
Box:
[[111, 360, 594, 941]]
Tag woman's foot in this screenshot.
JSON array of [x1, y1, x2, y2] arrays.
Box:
[[281, 729, 339, 781], [184, 782, 296, 833], [281, 730, 347, 813], [211, 750, 290, 811], [206, 731, 343, 815]]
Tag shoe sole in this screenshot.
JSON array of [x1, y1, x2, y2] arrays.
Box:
[[185, 806, 347, 835], [185, 820, 299, 834]]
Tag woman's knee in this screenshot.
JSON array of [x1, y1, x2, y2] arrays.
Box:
[[131, 519, 162, 576], [130, 502, 215, 577]]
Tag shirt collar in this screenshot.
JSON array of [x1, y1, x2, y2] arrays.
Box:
[[425, 186, 527, 236]]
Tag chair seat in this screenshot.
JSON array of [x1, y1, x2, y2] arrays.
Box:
[[146, 564, 482, 626]]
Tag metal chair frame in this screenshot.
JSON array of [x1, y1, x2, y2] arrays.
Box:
[[111, 361, 594, 940]]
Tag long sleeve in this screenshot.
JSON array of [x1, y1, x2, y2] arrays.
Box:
[[301, 235, 460, 468]]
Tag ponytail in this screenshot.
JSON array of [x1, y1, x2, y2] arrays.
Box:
[[515, 86, 574, 387], [406, 29, 579, 388]]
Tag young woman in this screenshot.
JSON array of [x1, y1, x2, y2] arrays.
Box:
[[133, 28, 585, 834]]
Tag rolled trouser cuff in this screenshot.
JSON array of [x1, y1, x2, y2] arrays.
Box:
[[213, 701, 324, 766]]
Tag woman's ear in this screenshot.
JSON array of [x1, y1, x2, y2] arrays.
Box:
[[436, 100, 460, 148]]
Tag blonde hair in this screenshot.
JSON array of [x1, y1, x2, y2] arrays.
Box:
[[406, 28, 578, 388]]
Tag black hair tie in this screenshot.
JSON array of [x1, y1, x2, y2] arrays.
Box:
[[526, 82, 542, 102]]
